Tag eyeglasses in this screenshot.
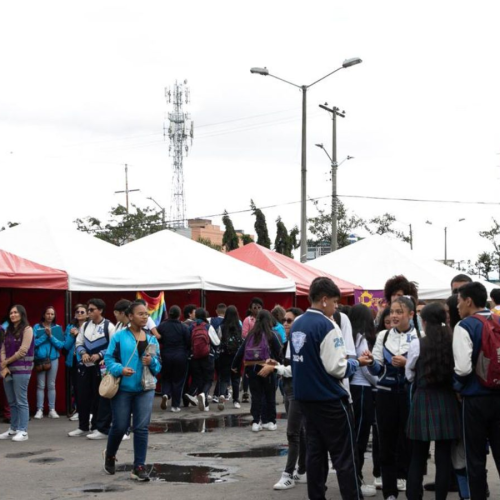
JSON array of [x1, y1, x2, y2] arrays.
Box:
[[87, 307, 98, 312], [76, 310, 86, 314], [283, 318, 294, 324]]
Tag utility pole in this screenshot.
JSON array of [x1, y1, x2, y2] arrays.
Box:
[[319, 104, 345, 252], [148, 197, 166, 228], [409, 224, 413, 250], [114, 164, 140, 213], [444, 226, 448, 265], [301, 86, 307, 262]]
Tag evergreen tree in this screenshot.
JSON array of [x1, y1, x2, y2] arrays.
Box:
[[222, 210, 239, 252], [250, 200, 271, 249], [275, 217, 293, 257], [240, 234, 254, 245]]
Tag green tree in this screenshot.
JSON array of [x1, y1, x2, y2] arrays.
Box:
[[475, 251, 494, 280], [222, 211, 239, 252], [197, 237, 223, 252], [366, 213, 411, 244], [75, 204, 165, 246], [275, 217, 292, 257], [240, 234, 254, 245], [250, 200, 271, 249], [479, 218, 500, 274], [0, 221, 20, 231]]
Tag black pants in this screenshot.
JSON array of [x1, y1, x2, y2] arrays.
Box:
[[161, 351, 189, 408], [190, 357, 214, 407], [376, 390, 410, 499], [218, 353, 240, 403], [407, 439, 452, 500], [247, 368, 276, 424], [283, 380, 306, 475], [70, 361, 79, 411], [76, 364, 100, 432], [351, 384, 375, 480], [300, 399, 361, 500], [463, 396, 500, 500], [96, 395, 112, 434]]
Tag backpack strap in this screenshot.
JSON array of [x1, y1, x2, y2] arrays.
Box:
[[383, 329, 390, 346]]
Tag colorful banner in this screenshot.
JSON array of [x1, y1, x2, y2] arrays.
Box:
[[354, 290, 387, 312], [136, 291, 166, 327]]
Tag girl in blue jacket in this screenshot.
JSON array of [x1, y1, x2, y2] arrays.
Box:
[[103, 301, 161, 482], [33, 306, 65, 419]]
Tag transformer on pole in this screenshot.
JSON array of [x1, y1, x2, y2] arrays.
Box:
[[165, 80, 194, 228]]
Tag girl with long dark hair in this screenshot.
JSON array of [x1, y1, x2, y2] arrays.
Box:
[[0, 305, 34, 441], [405, 302, 460, 500], [365, 296, 421, 500], [217, 305, 243, 410], [33, 306, 65, 419], [232, 309, 282, 432], [349, 304, 378, 497]]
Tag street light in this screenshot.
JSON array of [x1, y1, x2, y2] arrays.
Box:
[[426, 218, 466, 265], [147, 196, 166, 228], [250, 58, 362, 262], [315, 143, 353, 252]]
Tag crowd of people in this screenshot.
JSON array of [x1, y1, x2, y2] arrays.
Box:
[[0, 272, 499, 499]]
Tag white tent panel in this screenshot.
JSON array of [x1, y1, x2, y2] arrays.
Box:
[[121, 229, 296, 293], [0, 219, 203, 291], [308, 235, 497, 300]]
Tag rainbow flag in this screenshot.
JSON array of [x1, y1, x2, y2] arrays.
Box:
[[136, 291, 166, 327]]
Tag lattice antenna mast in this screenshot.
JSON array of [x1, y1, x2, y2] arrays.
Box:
[[165, 80, 194, 228]]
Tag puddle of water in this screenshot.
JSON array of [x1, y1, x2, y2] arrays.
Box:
[[29, 457, 64, 464], [116, 463, 231, 483], [73, 484, 131, 493], [149, 414, 252, 434], [5, 448, 54, 459], [188, 445, 288, 459]]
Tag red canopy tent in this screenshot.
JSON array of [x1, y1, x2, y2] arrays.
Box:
[[228, 243, 361, 310], [0, 250, 68, 415]]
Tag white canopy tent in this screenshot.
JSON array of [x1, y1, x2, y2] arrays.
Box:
[[308, 235, 498, 300], [121, 229, 296, 293], [0, 219, 202, 291]]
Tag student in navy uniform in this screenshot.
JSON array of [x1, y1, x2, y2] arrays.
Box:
[[405, 302, 460, 500], [209, 303, 226, 403], [364, 296, 420, 500], [290, 277, 370, 500], [157, 305, 191, 412], [453, 282, 500, 499]]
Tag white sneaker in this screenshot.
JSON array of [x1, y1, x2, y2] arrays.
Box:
[[387, 496, 397, 500], [69, 412, 79, 421], [34, 409, 43, 419], [87, 430, 107, 440], [171, 407, 181, 413], [233, 402, 241, 409], [210, 395, 217, 403], [361, 484, 377, 497], [160, 394, 169, 410], [374, 476, 382, 489], [292, 471, 307, 483], [261, 422, 277, 431], [203, 406, 209, 412], [0, 428, 18, 439], [185, 394, 198, 406], [273, 472, 295, 490], [122, 433, 131, 441], [12, 431, 28, 442], [218, 395, 225, 411], [398, 479, 407, 491], [48, 409, 59, 419], [251, 422, 262, 432], [197, 393, 206, 411], [225, 393, 231, 401], [68, 428, 87, 437]]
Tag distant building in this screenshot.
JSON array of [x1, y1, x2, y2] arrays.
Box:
[[171, 218, 253, 251]]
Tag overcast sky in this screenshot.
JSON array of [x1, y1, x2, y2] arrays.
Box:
[[1, 0, 500, 269]]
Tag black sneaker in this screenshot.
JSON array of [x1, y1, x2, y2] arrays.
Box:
[[131, 465, 150, 482], [102, 450, 116, 475], [242, 392, 250, 403]]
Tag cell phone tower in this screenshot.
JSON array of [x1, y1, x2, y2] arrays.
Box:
[[165, 80, 194, 228]]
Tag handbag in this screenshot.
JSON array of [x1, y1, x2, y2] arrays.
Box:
[[141, 342, 157, 391], [34, 357, 52, 373], [99, 340, 138, 399]]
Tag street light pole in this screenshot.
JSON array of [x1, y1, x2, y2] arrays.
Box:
[[250, 58, 362, 262]]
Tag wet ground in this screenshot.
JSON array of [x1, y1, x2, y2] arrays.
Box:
[[0, 394, 495, 499]]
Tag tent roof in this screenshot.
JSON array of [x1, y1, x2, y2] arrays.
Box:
[[0, 249, 68, 289], [122, 230, 296, 293], [0, 219, 202, 291], [228, 243, 361, 296], [308, 235, 498, 300]]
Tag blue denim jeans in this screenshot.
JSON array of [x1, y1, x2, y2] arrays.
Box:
[[4, 373, 31, 432], [107, 389, 154, 467], [37, 358, 59, 410]]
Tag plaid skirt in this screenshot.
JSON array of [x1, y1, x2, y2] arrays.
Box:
[[407, 387, 461, 441]]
